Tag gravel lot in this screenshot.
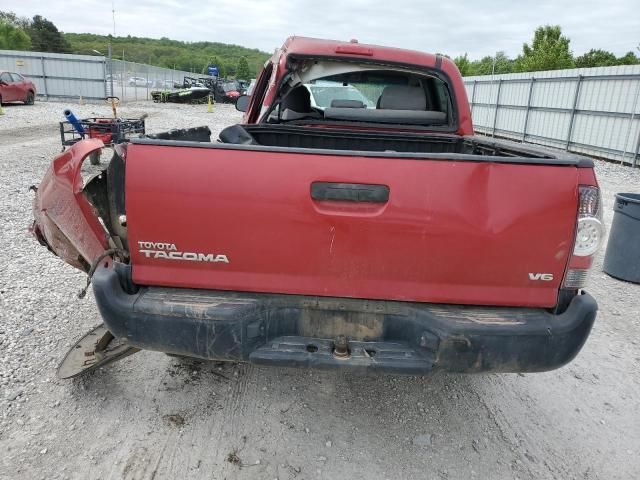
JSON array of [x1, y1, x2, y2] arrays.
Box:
[[1, 100, 639, 480]]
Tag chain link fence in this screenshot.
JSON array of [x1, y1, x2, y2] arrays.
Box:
[[107, 59, 196, 101]]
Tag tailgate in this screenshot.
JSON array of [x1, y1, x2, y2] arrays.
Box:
[[125, 143, 579, 308]]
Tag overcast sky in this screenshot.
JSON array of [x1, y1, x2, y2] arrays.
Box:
[[7, 0, 639, 58]]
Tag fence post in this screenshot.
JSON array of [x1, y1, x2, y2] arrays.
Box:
[[40, 56, 48, 99], [102, 57, 108, 98], [566, 75, 583, 151], [120, 60, 124, 100], [633, 128, 640, 168], [469, 80, 477, 120], [146, 62, 150, 100], [621, 78, 640, 166], [522, 78, 535, 142], [492, 79, 502, 137], [108, 43, 114, 99]]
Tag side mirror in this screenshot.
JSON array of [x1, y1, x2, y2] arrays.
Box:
[[235, 95, 250, 112]]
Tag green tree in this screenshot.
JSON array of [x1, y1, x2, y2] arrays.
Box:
[[575, 49, 617, 68], [453, 53, 472, 76], [62, 33, 268, 77], [514, 25, 574, 72], [0, 20, 31, 50], [236, 56, 251, 80], [0, 10, 28, 28], [26, 15, 70, 53], [470, 52, 514, 76], [617, 51, 640, 65]]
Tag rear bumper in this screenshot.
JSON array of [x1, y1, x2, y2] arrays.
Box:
[[93, 265, 597, 374]]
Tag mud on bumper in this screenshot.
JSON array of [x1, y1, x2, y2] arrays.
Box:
[[93, 265, 597, 374]]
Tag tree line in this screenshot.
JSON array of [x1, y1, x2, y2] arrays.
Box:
[[0, 11, 267, 79], [1, 12, 638, 77], [452, 26, 639, 76]]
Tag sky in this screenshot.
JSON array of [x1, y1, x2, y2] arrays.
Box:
[[5, 0, 639, 59]]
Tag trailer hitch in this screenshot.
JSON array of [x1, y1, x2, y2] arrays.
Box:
[[57, 324, 140, 379]]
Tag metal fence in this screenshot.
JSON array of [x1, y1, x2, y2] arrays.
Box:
[[0, 49, 196, 102], [464, 65, 640, 167], [108, 60, 194, 101], [0, 49, 107, 100]]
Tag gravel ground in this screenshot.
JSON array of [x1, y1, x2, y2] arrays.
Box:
[[1, 100, 639, 480]]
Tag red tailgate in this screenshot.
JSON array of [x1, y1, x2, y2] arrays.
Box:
[[126, 144, 578, 307]]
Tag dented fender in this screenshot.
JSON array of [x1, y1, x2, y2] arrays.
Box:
[[31, 139, 110, 271]]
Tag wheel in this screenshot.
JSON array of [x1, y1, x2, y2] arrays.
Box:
[[0, 94, 3, 106], [25, 91, 35, 105]]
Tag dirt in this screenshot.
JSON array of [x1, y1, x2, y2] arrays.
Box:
[[1, 100, 639, 480]]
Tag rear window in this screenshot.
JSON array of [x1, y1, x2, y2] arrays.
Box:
[[305, 70, 451, 113]]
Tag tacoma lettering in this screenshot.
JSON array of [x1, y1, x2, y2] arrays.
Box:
[[138, 241, 229, 263]]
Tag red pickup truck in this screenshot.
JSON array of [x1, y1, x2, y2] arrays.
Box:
[[32, 37, 603, 376]]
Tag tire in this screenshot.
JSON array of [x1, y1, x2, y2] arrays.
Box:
[[0, 94, 3, 106], [25, 91, 35, 105]]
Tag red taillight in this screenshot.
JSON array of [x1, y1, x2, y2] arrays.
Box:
[[563, 186, 605, 289]]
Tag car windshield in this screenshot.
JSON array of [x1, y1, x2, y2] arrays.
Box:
[[222, 82, 238, 92], [305, 82, 376, 109]]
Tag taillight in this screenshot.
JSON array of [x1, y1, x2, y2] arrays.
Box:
[[563, 185, 605, 289]]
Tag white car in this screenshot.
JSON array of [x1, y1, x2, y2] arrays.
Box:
[[128, 77, 151, 87]]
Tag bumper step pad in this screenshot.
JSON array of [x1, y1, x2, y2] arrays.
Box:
[[250, 336, 434, 374]]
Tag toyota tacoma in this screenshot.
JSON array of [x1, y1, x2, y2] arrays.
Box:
[[32, 37, 603, 377]]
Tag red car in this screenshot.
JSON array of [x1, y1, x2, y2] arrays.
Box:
[[32, 37, 602, 377], [0, 70, 36, 105]]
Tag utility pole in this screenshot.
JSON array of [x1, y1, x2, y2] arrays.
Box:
[[112, 0, 116, 36]]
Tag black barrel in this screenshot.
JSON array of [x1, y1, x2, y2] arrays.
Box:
[[603, 193, 640, 283]]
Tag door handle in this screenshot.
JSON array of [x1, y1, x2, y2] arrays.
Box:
[[310, 182, 389, 203]]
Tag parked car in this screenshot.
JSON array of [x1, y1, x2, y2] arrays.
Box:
[[105, 74, 123, 84], [128, 77, 151, 87], [32, 37, 602, 377], [0, 71, 36, 105], [212, 80, 241, 103]]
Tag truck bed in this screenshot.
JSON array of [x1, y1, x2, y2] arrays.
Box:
[[218, 124, 592, 165]]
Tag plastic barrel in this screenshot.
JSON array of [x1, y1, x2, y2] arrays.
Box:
[[603, 193, 640, 284]]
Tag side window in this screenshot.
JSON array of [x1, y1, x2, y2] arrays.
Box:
[[0, 72, 12, 83], [10, 73, 24, 82]]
